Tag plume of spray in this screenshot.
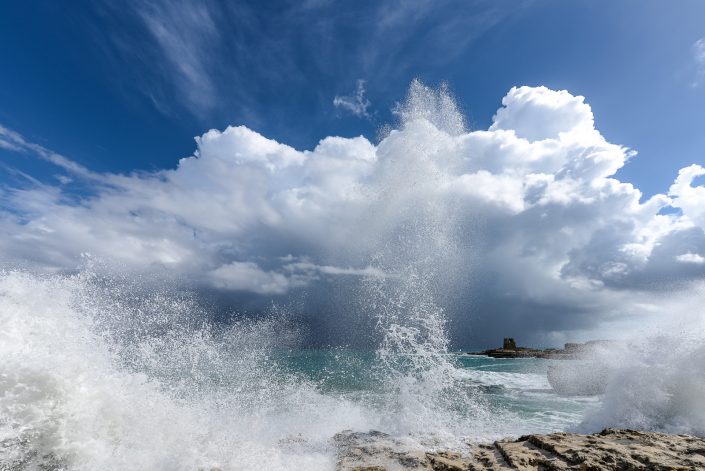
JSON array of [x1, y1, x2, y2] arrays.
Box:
[[357, 81, 487, 441]]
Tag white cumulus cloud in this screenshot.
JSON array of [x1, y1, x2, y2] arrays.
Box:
[[209, 262, 291, 295], [677, 253, 705, 265], [2, 82, 705, 342]]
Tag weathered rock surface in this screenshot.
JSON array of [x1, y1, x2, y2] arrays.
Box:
[[335, 428, 705, 470]]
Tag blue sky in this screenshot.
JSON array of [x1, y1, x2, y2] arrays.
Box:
[[1, 0, 704, 197]]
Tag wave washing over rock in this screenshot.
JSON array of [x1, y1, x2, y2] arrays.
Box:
[[2, 81, 705, 470]]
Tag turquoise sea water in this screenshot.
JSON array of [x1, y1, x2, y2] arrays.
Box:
[[276, 349, 599, 438]]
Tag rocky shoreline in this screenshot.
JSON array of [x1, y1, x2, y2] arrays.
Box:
[[467, 338, 616, 360], [335, 428, 705, 470]]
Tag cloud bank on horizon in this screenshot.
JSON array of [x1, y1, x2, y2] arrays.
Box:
[[2, 82, 704, 343]]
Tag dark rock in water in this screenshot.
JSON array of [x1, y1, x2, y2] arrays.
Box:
[[502, 338, 517, 350], [335, 429, 705, 470], [547, 361, 610, 396], [468, 338, 619, 396], [467, 338, 618, 360]]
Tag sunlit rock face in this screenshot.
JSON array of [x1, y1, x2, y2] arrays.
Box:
[[334, 428, 705, 470]]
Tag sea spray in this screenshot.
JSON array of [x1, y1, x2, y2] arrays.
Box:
[[577, 306, 705, 435], [0, 271, 372, 470], [357, 81, 489, 442]]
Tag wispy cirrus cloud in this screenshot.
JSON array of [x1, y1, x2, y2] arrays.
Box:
[[136, 0, 221, 114], [0, 125, 102, 182], [691, 38, 705, 87], [333, 80, 372, 118], [87, 0, 226, 118], [83, 0, 524, 127]]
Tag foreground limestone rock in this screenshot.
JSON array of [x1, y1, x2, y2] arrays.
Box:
[[334, 428, 705, 470]]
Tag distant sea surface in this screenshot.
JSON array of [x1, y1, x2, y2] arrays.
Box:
[[277, 349, 599, 436]]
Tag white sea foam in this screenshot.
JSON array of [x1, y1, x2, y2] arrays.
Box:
[[457, 369, 551, 390]]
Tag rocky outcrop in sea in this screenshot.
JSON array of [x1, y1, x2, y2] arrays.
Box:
[[334, 428, 705, 470], [467, 338, 618, 360]]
